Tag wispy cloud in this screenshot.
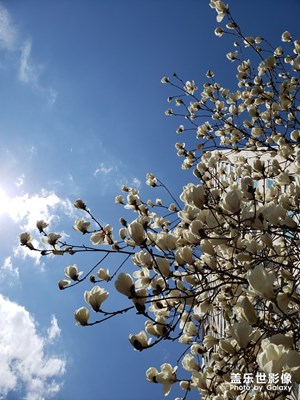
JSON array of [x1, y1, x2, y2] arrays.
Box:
[[0, 256, 19, 282], [0, 4, 16, 50], [93, 162, 114, 177], [47, 315, 61, 342], [19, 39, 41, 85], [0, 4, 57, 104], [15, 173, 25, 188], [93, 162, 142, 193], [0, 294, 66, 400]]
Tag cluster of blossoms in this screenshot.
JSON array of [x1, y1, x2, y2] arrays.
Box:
[[19, 1, 300, 399]]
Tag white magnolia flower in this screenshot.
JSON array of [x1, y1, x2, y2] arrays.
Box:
[[90, 231, 105, 245], [42, 232, 62, 246], [19, 232, 34, 249], [180, 183, 206, 209], [226, 51, 238, 61], [129, 330, 151, 351], [175, 246, 193, 265], [281, 31, 292, 42], [222, 189, 242, 213], [146, 367, 159, 382], [114, 195, 124, 204], [229, 320, 252, 348], [184, 80, 198, 95], [73, 218, 91, 234], [238, 296, 257, 325], [153, 257, 171, 277], [74, 199, 86, 210], [97, 268, 110, 281], [58, 279, 70, 290], [74, 307, 90, 326], [161, 76, 169, 84], [65, 264, 83, 281], [115, 272, 134, 297], [128, 220, 146, 246], [36, 219, 49, 232], [155, 363, 178, 396], [247, 264, 275, 299], [132, 251, 153, 268], [182, 353, 200, 372], [214, 26, 224, 37], [84, 286, 109, 311], [203, 335, 219, 349], [257, 340, 289, 374], [200, 239, 215, 256]]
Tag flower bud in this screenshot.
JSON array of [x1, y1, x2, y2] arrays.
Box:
[[115, 272, 135, 297], [74, 307, 90, 326], [128, 220, 146, 246], [74, 199, 86, 210]]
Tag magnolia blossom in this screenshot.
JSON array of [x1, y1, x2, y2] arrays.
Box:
[[161, 76, 169, 84], [90, 231, 105, 245], [129, 330, 151, 351], [146, 367, 159, 382], [84, 286, 109, 311], [73, 218, 90, 234], [247, 264, 275, 299], [115, 195, 124, 204], [184, 80, 198, 95], [257, 340, 289, 374], [222, 189, 242, 213], [210, 0, 228, 22], [115, 272, 134, 297], [153, 257, 171, 277], [182, 353, 200, 372], [90, 225, 113, 245], [180, 183, 206, 209], [128, 220, 146, 246], [74, 199, 86, 210], [282, 30, 292, 42], [36, 219, 49, 232], [19, 232, 34, 249], [58, 279, 70, 290], [42, 232, 61, 246], [97, 268, 110, 281], [238, 296, 257, 325], [74, 307, 90, 326], [65, 264, 82, 281], [155, 363, 177, 396], [18, 5, 300, 399], [229, 320, 252, 348]]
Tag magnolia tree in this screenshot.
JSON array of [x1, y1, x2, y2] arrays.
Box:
[[20, 1, 300, 399]]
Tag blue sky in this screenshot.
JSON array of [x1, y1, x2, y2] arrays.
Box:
[[0, 1, 300, 399]]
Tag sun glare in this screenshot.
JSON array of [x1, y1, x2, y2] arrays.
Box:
[[0, 187, 10, 216]]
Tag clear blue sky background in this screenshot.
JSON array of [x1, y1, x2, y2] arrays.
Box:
[[0, 1, 299, 399]]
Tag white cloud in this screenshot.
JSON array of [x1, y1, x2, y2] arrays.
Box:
[[0, 4, 16, 50], [47, 315, 61, 342], [0, 294, 66, 399], [0, 189, 74, 264], [3, 190, 74, 231], [0, 256, 19, 282], [15, 174, 25, 188]]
